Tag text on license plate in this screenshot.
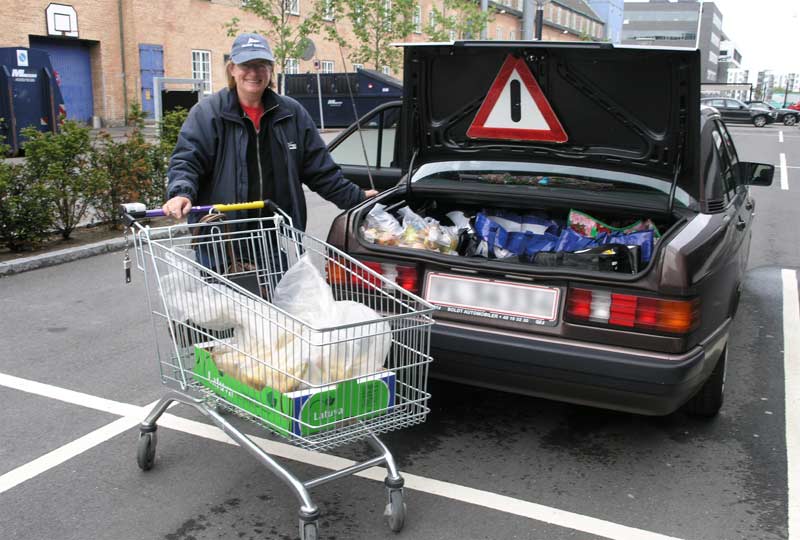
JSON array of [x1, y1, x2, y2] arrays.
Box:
[[424, 273, 560, 323]]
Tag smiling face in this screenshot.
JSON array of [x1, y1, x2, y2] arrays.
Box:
[[228, 60, 273, 104]]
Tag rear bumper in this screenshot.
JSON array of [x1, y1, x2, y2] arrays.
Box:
[[428, 321, 729, 416]]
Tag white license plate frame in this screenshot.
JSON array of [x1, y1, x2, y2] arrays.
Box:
[[424, 273, 560, 325]]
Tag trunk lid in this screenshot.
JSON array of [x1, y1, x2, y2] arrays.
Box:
[[398, 42, 702, 201]]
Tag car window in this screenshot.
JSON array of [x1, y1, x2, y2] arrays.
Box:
[[709, 99, 726, 108], [715, 120, 741, 185], [329, 109, 398, 168], [725, 100, 743, 109], [381, 108, 400, 168], [711, 127, 737, 202]]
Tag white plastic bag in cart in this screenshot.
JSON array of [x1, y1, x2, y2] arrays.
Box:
[[273, 254, 392, 385], [305, 301, 391, 385], [159, 247, 279, 340], [271, 253, 337, 328], [159, 247, 252, 331]]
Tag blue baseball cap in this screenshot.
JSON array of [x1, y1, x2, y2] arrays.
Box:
[[230, 33, 275, 64]]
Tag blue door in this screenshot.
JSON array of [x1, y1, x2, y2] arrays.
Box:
[[29, 37, 93, 123], [139, 44, 164, 118]]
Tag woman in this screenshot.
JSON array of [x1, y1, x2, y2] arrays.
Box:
[[162, 32, 376, 228]]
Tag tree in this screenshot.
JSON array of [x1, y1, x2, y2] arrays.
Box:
[[21, 121, 102, 240], [425, 0, 493, 42], [226, 0, 323, 89], [321, 0, 418, 72], [0, 140, 53, 251]]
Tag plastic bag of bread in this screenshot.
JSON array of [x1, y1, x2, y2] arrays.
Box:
[[360, 203, 404, 246], [273, 255, 392, 386]]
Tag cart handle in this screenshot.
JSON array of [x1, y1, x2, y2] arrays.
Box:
[[120, 200, 288, 226]]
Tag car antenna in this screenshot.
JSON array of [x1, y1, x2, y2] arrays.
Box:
[[334, 27, 376, 192]]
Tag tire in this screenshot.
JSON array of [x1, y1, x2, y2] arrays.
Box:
[[686, 347, 727, 417], [753, 115, 767, 127], [137, 431, 157, 471], [384, 489, 406, 532], [300, 522, 318, 540], [784, 114, 798, 126]]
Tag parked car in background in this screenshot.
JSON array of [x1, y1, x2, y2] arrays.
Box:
[[700, 97, 775, 127], [788, 102, 800, 112], [745, 100, 799, 126], [327, 42, 774, 418]]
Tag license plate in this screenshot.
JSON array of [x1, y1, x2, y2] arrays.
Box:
[[424, 273, 560, 324]]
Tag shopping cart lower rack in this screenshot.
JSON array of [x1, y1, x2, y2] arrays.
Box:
[[121, 201, 435, 539]]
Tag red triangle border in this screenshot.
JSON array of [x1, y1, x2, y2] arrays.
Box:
[[466, 54, 568, 143]]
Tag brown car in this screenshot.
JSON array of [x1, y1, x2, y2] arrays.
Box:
[[325, 42, 774, 417]]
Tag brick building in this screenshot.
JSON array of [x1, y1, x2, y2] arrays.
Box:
[[0, 0, 603, 126]]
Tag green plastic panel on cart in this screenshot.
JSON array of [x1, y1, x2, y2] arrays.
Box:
[[193, 347, 395, 437]]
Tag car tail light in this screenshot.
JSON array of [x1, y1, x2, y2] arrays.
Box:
[[326, 259, 419, 294], [566, 288, 699, 334]]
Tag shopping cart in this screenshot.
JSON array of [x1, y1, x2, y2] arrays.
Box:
[[121, 200, 435, 539]]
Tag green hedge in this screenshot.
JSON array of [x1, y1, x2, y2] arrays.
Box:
[[0, 106, 189, 252]]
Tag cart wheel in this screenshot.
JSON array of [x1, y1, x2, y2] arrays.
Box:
[[384, 489, 406, 532], [299, 520, 318, 540], [137, 431, 157, 471]]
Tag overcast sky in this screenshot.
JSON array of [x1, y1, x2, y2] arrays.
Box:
[[625, 0, 799, 79]]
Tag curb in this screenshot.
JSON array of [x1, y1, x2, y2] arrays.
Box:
[[0, 228, 182, 277]]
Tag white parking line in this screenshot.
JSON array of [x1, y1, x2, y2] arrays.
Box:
[[0, 372, 687, 540], [780, 131, 785, 143], [783, 269, 799, 540], [0, 372, 140, 417], [0, 415, 143, 495], [781, 154, 789, 190]]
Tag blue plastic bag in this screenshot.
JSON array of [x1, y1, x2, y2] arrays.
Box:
[[475, 211, 560, 258], [605, 230, 655, 262]]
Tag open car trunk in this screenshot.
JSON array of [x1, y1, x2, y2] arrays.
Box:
[[354, 186, 685, 278]]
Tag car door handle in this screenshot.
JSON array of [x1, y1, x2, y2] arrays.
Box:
[[736, 217, 746, 231]]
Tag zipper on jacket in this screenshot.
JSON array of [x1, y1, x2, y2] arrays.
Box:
[[248, 103, 278, 217]]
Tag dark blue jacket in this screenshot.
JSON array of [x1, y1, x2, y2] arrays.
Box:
[[166, 87, 365, 230]]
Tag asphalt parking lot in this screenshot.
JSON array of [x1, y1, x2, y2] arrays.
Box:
[[1, 123, 799, 540]]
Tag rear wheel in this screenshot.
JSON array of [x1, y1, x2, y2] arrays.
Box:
[[753, 115, 767, 127], [384, 489, 406, 532], [686, 347, 727, 417], [137, 431, 157, 471], [784, 114, 798, 126]]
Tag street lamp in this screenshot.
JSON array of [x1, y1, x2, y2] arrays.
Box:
[[535, 0, 548, 40]]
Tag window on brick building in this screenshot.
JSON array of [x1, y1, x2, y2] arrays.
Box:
[[285, 58, 299, 74], [192, 50, 212, 95], [413, 6, 422, 33], [382, 0, 392, 31], [285, 0, 299, 15], [321, 60, 334, 73], [323, 0, 334, 20], [382, 66, 391, 75]]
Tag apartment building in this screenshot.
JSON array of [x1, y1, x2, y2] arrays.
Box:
[[585, 0, 624, 42], [621, 0, 725, 83], [716, 39, 742, 84]]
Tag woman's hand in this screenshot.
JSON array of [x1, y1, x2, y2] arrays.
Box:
[[162, 196, 192, 219], [364, 190, 379, 198]]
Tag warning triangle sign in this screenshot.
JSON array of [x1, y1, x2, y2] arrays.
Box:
[[466, 54, 568, 143]]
